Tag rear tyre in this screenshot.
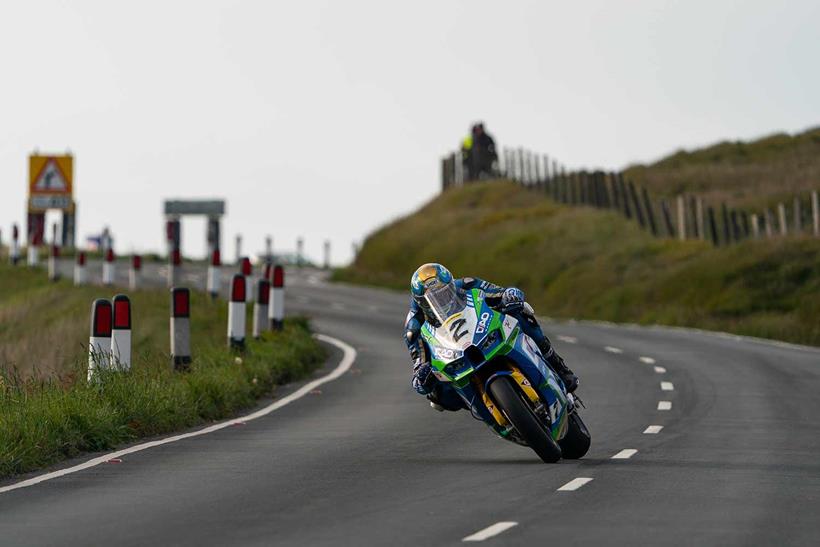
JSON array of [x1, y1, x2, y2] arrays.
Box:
[[488, 376, 562, 463], [558, 411, 591, 459]]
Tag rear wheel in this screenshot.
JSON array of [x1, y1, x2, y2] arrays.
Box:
[[488, 376, 562, 463], [558, 411, 591, 459]]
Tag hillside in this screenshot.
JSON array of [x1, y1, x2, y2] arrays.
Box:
[[336, 181, 820, 346], [623, 126, 820, 211]]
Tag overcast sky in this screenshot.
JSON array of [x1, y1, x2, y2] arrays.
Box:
[[1, 0, 817, 264]]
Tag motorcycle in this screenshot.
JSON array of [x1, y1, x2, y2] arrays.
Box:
[[421, 288, 591, 463]]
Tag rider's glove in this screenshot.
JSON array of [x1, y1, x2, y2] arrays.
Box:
[[500, 287, 525, 313], [412, 360, 434, 394]]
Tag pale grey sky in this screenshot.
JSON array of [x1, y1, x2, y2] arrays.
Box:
[[1, 0, 817, 264]]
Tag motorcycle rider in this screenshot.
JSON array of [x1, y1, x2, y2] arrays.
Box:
[[404, 263, 579, 411]]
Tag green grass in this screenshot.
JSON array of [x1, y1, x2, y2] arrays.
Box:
[[0, 265, 325, 478], [336, 181, 820, 346], [623, 126, 820, 211]]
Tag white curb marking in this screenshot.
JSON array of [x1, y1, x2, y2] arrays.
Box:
[[658, 401, 672, 411], [463, 522, 518, 542], [644, 425, 664, 434], [611, 449, 638, 460], [639, 356, 656, 364], [557, 477, 594, 491], [0, 334, 356, 495], [661, 381, 674, 391], [653, 366, 667, 374], [557, 335, 577, 344]]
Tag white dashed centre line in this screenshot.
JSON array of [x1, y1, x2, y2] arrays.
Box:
[[661, 381, 674, 391], [557, 477, 594, 491], [463, 522, 518, 542], [604, 346, 623, 354], [644, 425, 664, 434], [558, 335, 577, 344], [611, 449, 638, 460], [658, 401, 672, 411], [639, 356, 656, 364], [654, 366, 667, 374]]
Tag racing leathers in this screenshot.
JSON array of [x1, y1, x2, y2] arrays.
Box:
[[404, 277, 578, 410]]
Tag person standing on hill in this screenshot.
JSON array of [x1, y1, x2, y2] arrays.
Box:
[[461, 130, 474, 181], [472, 123, 497, 179]]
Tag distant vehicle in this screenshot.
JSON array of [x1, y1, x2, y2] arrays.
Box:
[[421, 288, 591, 463]]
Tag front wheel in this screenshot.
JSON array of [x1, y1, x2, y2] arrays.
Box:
[[488, 376, 562, 463], [558, 411, 591, 459]]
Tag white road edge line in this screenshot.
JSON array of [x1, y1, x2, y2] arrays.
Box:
[[604, 346, 623, 354], [644, 425, 664, 434], [463, 522, 518, 542], [658, 401, 672, 411], [639, 356, 656, 364], [557, 477, 594, 491], [0, 333, 356, 496], [557, 335, 577, 344], [661, 381, 674, 391], [611, 449, 638, 460], [653, 366, 667, 374]]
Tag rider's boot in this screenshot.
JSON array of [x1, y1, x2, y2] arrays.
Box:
[[538, 342, 579, 393], [427, 384, 468, 412]]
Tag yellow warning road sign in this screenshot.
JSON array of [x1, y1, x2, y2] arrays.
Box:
[[29, 155, 73, 196]]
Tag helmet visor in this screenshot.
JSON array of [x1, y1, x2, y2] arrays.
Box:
[[424, 283, 465, 325]]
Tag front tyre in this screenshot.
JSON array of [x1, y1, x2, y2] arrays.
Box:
[[558, 411, 591, 459], [488, 376, 562, 463]]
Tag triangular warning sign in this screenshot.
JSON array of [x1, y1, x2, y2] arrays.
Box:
[[33, 159, 68, 191]]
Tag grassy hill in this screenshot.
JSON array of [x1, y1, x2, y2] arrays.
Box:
[[336, 181, 820, 346], [623, 126, 820, 211]]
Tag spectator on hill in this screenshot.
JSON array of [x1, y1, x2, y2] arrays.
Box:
[[472, 122, 497, 179], [461, 131, 474, 181]]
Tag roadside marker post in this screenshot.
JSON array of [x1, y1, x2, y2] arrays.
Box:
[[129, 255, 142, 290], [10, 224, 20, 265], [48, 244, 60, 282], [253, 279, 270, 339], [88, 299, 113, 382], [268, 265, 285, 331], [74, 252, 87, 285], [111, 294, 132, 371], [103, 248, 116, 286], [240, 257, 254, 303], [206, 249, 221, 300], [27, 240, 38, 267], [168, 248, 181, 288], [170, 287, 192, 371], [228, 274, 247, 350], [323, 240, 331, 269]]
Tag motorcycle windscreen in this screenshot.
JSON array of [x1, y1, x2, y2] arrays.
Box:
[[424, 284, 466, 326]]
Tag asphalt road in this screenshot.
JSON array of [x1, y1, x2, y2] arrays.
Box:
[[2, 260, 820, 545]]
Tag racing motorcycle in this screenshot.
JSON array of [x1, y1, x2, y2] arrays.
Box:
[[420, 287, 591, 463]]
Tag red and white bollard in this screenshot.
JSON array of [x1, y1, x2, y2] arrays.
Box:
[[103, 248, 116, 286], [207, 249, 221, 299], [253, 279, 270, 339], [228, 274, 246, 350], [74, 251, 87, 285], [170, 287, 192, 370], [268, 265, 285, 331], [88, 298, 113, 382], [10, 224, 20, 265], [48, 244, 60, 282], [129, 255, 142, 290], [167, 248, 181, 287], [111, 294, 132, 371], [239, 257, 254, 303]]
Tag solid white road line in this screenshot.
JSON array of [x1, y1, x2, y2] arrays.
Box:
[[463, 522, 519, 542], [0, 333, 356, 496], [604, 346, 623, 354], [654, 366, 667, 374], [611, 449, 638, 460], [557, 477, 594, 491], [557, 335, 577, 344], [639, 356, 656, 364], [661, 381, 674, 391], [644, 425, 664, 434], [658, 401, 672, 411]]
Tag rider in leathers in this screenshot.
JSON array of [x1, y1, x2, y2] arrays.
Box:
[[404, 263, 578, 411]]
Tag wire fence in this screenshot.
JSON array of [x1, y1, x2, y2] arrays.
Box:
[[441, 146, 820, 246]]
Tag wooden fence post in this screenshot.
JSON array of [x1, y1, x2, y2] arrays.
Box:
[[794, 197, 802, 233], [721, 203, 731, 244], [778, 203, 787, 236], [611, 173, 621, 211], [813, 191, 819, 236], [741, 212, 750, 239], [688, 196, 699, 239], [765, 209, 774, 238], [707, 206, 719, 246], [730, 210, 741, 241], [751, 214, 760, 238], [676, 195, 686, 241], [696, 198, 705, 240], [661, 200, 675, 237], [641, 187, 658, 236], [628, 181, 646, 229], [618, 175, 632, 219]]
